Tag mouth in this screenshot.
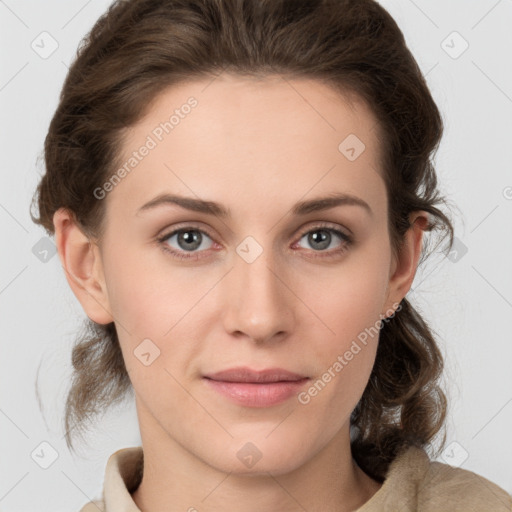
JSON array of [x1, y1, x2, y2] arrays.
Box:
[[203, 366, 308, 383], [202, 367, 310, 407]]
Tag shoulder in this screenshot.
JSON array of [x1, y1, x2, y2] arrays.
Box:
[[418, 453, 512, 511], [359, 444, 512, 511], [77, 446, 143, 512], [396, 445, 512, 511], [79, 500, 105, 511]]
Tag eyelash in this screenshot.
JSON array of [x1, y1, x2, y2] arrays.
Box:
[[156, 223, 353, 261]]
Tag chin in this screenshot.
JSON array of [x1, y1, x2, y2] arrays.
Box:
[[200, 434, 311, 476]]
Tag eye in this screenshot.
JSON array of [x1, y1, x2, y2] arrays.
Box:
[[293, 224, 352, 258], [157, 227, 215, 260], [157, 223, 353, 261]]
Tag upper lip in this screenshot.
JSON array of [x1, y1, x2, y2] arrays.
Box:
[[203, 367, 308, 383]]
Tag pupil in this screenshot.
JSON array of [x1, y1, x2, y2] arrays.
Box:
[[179, 230, 201, 250], [309, 230, 330, 250]]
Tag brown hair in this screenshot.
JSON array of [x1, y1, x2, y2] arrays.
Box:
[[31, 0, 454, 481]]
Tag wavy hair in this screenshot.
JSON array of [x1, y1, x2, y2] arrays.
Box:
[[31, 0, 454, 481]]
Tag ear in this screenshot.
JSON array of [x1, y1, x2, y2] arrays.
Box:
[[382, 211, 428, 317], [53, 208, 114, 325]]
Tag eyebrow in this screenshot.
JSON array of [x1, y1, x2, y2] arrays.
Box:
[[137, 192, 373, 217]]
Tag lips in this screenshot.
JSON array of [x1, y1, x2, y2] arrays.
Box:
[[202, 367, 310, 407], [203, 367, 308, 383]]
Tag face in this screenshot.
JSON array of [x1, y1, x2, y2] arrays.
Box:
[[76, 74, 410, 475]]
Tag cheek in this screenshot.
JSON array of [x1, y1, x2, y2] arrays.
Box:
[[102, 242, 188, 337], [297, 236, 391, 400], [296, 280, 385, 441], [305, 237, 391, 345], [101, 242, 215, 385], [101, 247, 196, 404]]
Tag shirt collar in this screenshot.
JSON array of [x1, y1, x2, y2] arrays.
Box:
[[100, 444, 430, 511], [103, 446, 143, 512]]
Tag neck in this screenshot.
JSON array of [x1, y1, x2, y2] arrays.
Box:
[[131, 406, 382, 512]]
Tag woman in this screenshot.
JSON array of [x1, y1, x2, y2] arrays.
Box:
[[31, 0, 512, 510]]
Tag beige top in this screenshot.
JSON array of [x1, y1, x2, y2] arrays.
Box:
[[79, 445, 512, 511]]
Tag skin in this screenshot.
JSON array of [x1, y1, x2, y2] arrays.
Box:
[[54, 74, 426, 512]]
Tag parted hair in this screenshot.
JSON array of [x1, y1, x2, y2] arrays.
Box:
[[31, 0, 454, 482]]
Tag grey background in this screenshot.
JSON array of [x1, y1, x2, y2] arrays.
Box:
[[1, 0, 511, 510]]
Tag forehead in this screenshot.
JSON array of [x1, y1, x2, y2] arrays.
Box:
[[130, 73, 381, 154], [107, 73, 386, 219]]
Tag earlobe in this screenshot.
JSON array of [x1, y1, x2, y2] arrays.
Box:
[[382, 211, 427, 317], [53, 208, 114, 325]]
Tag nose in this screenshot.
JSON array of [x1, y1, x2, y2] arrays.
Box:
[[221, 241, 295, 345]]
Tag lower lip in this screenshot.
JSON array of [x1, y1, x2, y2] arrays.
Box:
[[203, 378, 310, 407]]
